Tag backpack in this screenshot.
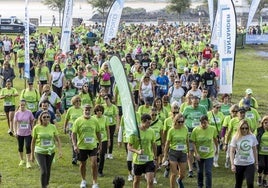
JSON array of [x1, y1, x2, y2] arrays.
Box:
[[102, 72, 111, 81]]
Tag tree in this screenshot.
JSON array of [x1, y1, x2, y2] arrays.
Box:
[[87, 0, 114, 26], [166, 0, 190, 21], [42, 0, 65, 27]]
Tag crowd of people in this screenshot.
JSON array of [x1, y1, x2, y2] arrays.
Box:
[[0, 21, 266, 188]]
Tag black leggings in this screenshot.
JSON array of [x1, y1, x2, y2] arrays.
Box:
[[108, 125, 116, 154], [235, 164, 255, 188], [35, 152, 55, 188], [98, 141, 108, 174], [17, 135, 32, 153]]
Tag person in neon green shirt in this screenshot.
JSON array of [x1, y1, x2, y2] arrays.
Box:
[[149, 108, 163, 184], [72, 105, 102, 188], [256, 116, 268, 186], [103, 94, 119, 159], [64, 96, 83, 165], [0, 79, 19, 135], [207, 102, 225, 168], [31, 111, 62, 188], [163, 113, 189, 188], [93, 104, 110, 177], [128, 114, 157, 188], [191, 115, 218, 188], [16, 45, 25, 78], [20, 81, 40, 116]]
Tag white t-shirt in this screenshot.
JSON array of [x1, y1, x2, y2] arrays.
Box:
[[169, 86, 185, 106], [187, 89, 202, 99], [230, 134, 258, 166], [72, 76, 89, 90], [51, 71, 64, 88]]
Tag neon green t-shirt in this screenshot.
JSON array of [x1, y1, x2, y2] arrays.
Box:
[[150, 119, 163, 146], [183, 105, 207, 131], [103, 104, 118, 126], [129, 127, 156, 165], [167, 126, 188, 153], [32, 123, 59, 155], [20, 88, 40, 112], [0, 87, 18, 106], [191, 125, 217, 159], [259, 131, 268, 155], [72, 116, 100, 150], [65, 106, 83, 130]]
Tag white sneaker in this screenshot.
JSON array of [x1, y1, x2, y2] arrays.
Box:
[[225, 160, 230, 168], [92, 184, 99, 188], [80, 180, 87, 188], [213, 162, 219, 168], [19, 160, 25, 166], [107, 154, 113, 159], [153, 177, 157, 184], [128, 174, 133, 181]]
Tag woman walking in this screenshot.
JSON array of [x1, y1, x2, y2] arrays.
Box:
[[230, 120, 258, 188]]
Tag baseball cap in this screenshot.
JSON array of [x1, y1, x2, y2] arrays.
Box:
[[245, 88, 253, 95], [192, 67, 198, 72]]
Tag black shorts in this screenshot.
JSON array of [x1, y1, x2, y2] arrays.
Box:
[[258, 154, 268, 174], [133, 161, 155, 176], [18, 62, 25, 68], [77, 148, 98, 162], [168, 149, 187, 163], [4, 105, 15, 113]]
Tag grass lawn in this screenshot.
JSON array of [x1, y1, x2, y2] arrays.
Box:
[[0, 29, 267, 187]]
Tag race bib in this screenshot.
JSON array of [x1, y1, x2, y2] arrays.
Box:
[[142, 62, 148, 67], [84, 137, 94, 144], [66, 99, 71, 106], [101, 133, 104, 139], [68, 122, 73, 129], [40, 76, 46, 81], [4, 101, 12, 106], [261, 146, 268, 152], [246, 113, 254, 118], [160, 85, 167, 90], [109, 117, 113, 123], [138, 155, 149, 162], [41, 139, 53, 147], [206, 80, 213, 86], [239, 155, 249, 161], [199, 146, 210, 153], [192, 121, 200, 128], [176, 144, 186, 151], [27, 102, 35, 110], [19, 123, 29, 129]]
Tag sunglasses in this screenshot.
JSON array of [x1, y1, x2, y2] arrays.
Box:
[[240, 127, 249, 130], [175, 81, 180, 83], [76, 100, 81, 102], [177, 120, 184, 124], [151, 114, 157, 116], [232, 110, 238, 113], [43, 116, 50, 119], [173, 112, 179, 114], [84, 86, 88, 87]]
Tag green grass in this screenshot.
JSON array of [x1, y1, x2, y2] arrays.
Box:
[[0, 31, 267, 187]]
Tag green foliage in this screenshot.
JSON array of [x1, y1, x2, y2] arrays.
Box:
[[42, 0, 65, 26], [166, 0, 190, 15]]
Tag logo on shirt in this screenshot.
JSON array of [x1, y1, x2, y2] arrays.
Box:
[[240, 140, 251, 151]]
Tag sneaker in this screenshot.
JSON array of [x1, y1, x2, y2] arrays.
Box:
[[98, 172, 104, 177], [176, 178, 185, 188], [213, 162, 219, 168], [26, 162, 32, 169], [257, 176, 262, 186], [72, 158, 77, 165], [128, 174, 133, 181], [8, 129, 13, 136], [188, 171, 194, 178], [107, 154, 113, 159], [19, 160, 25, 166], [263, 180, 268, 187], [153, 177, 157, 184], [224, 160, 230, 168], [193, 162, 197, 170], [164, 168, 169, 178], [80, 180, 87, 188], [92, 184, 99, 188]]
